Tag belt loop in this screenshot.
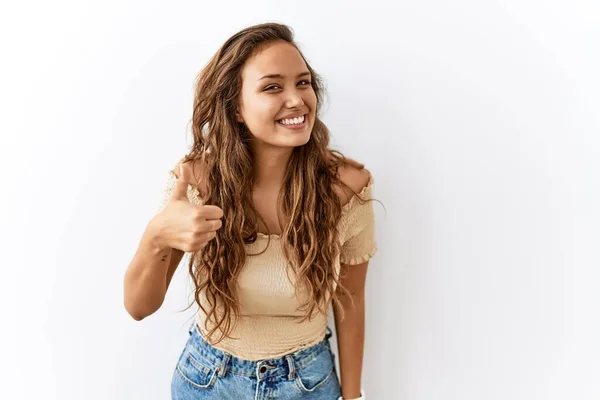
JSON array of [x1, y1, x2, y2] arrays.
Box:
[[285, 355, 296, 380], [218, 353, 231, 377]]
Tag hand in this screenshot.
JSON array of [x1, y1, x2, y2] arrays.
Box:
[[152, 163, 223, 252]]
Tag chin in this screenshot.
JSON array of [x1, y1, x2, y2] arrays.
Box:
[[284, 132, 311, 148]]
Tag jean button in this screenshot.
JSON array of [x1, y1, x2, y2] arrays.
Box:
[[259, 365, 267, 373]]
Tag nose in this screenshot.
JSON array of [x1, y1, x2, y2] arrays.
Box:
[[284, 90, 305, 108]]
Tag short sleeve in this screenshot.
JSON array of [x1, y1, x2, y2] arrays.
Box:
[[155, 169, 203, 215], [339, 178, 378, 265]]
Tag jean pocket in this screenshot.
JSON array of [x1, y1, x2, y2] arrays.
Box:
[[175, 349, 219, 390], [294, 349, 336, 393]]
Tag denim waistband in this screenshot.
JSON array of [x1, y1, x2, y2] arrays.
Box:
[[186, 321, 334, 380]]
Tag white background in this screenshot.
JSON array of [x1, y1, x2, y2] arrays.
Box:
[[1, 1, 598, 399]]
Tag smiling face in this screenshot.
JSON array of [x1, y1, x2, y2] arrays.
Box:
[[235, 40, 317, 150]]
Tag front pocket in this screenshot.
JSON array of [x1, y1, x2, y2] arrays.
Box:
[[294, 350, 336, 393], [176, 351, 218, 390]]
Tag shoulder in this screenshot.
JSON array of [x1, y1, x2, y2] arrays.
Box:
[[334, 161, 373, 208]]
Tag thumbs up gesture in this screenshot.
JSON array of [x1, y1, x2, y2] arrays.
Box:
[[153, 163, 223, 253]]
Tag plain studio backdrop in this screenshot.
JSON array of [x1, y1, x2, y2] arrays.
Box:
[[1, 1, 598, 399]]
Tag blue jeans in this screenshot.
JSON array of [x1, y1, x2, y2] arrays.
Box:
[[171, 321, 342, 399]]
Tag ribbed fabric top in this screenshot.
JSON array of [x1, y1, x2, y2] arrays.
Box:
[[156, 170, 377, 360]]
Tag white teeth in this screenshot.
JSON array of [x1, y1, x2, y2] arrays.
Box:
[[279, 115, 305, 125]]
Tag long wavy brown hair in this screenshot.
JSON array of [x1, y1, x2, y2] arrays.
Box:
[[178, 22, 373, 344]]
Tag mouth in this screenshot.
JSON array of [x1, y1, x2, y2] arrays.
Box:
[[276, 114, 308, 130]]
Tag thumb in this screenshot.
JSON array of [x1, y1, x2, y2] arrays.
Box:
[[170, 164, 190, 201]]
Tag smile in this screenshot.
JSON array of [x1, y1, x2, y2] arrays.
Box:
[[276, 114, 307, 130]]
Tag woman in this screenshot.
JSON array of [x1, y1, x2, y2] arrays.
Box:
[[123, 22, 377, 400]]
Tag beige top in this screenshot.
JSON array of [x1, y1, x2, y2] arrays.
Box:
[[156, 170, 377, 360]]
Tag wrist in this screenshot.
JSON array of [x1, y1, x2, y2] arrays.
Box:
[[144, 217, 168, 253], [339, 389, 365, 400]]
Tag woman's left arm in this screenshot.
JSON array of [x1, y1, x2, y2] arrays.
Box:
[[332, 260, 369, 400]]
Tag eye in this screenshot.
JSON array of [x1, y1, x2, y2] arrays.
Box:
[[264, 80, 312, 91]]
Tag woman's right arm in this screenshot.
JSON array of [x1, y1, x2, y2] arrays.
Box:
[[123, 219, 185, 321], [123, 159, 222, 321]]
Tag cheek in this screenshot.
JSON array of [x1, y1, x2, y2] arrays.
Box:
[[307, 91, 317, 110], [247, 98, 280, 123]]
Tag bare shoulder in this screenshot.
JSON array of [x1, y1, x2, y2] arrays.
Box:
[[335, 162, 372, 207]]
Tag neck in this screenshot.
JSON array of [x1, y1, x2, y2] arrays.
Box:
[[251, 143, 294, 189]]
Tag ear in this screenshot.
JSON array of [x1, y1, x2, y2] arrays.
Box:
[[235, 109, 244, 123]]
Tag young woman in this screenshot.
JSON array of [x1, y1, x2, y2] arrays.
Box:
[[124, 22, 377, 400]]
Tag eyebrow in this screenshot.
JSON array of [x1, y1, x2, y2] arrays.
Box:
[[258, 71, 311, 81]]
